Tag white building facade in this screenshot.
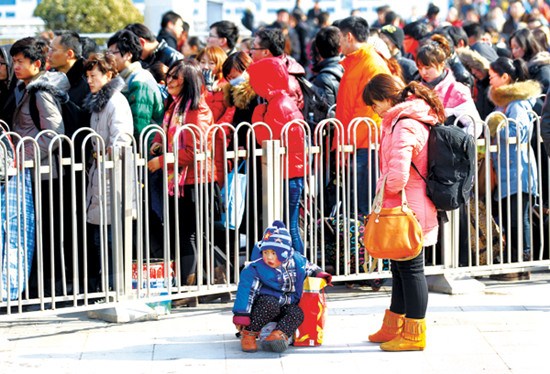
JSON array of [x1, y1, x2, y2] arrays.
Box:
[[0, 0, 449, 43]]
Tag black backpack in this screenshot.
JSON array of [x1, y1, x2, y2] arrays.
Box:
[[408, 120, 476, 211], [28, 89, 83, 139], [296, 75, 330, 130]]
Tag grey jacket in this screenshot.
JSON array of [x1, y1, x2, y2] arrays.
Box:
[[83, 77, 134, 225], [12, 71, 69, 178]]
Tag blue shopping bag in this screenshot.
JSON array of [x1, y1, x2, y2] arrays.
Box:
[[218, 162, 247, 230], [1, 169, 35, 301]]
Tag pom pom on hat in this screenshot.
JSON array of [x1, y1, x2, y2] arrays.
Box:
[[260, 220, 293, 262]]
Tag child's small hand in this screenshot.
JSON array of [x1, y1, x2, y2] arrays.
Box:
[[316, 271, 333, 287]]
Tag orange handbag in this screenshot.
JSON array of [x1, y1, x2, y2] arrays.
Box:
[[364, 177, 424, 261]]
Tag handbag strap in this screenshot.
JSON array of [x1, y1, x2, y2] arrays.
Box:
[[373, 176, 410, 214], [237, 159, 246, 173]]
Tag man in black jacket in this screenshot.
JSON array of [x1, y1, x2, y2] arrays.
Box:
[[47, 30, 90, 126], [46, 31, 91, 292], [310, 26, 342, 121], [157, 10, 186, 50], [126, 23, 183, 69]]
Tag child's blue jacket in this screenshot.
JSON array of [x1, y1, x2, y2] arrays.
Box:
[[232, 249, 321, 316]]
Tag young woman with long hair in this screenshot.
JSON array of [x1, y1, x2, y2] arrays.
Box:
[[362, 74, 445, 352]]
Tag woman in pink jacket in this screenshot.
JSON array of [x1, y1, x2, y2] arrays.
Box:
[[362, 74, 444, 352], [416, 34, 482, 138]]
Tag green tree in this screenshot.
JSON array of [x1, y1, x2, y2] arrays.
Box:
[[34, 0, 144, 33]]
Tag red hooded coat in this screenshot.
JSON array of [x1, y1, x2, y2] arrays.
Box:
[[248, 57, 305, 179]]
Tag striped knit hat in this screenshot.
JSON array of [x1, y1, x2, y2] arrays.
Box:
[[260, 220, 293, 262]]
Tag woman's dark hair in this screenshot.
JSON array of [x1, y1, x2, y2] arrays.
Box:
[[532, 28, 550, 52], [84, 53, 118, 76], [489, 56, 530, 83], [415, 34, 451, 68], [221, 51, 252, 79], [166, 58, 203, 113], [362, 73, 445, 123], [509, 28, 545, 61]]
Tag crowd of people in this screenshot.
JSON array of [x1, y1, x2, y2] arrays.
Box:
[[2, 0, 550, 353]]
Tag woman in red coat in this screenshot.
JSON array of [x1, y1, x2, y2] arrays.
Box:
[[197, 45, 235, 186], [148, 58, 214, 286], [247, 57, 306, 254]]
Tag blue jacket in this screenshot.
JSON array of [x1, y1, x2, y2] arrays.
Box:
[[232, 249, 321, 316], [488, 80, 541, 200]]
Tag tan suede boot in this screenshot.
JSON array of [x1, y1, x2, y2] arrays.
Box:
[[380, 318, 426, 351], [241, 330, 259, 352], [368, 309, 405, 343]]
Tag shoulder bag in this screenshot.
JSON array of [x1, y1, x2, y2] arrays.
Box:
[[364, 177, 424, 261]]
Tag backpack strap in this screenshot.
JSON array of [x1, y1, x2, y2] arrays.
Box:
[[397, 116, 429, 183], [28, 90, 41, 131], [411, 162, 427, 183], [442, 81, 455, 107]]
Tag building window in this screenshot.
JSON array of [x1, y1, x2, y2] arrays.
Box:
[[6, 11, 15, 18], [0, 0, 16, 5]]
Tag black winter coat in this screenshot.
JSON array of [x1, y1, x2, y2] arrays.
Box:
[[310, 56, 343, 119], [448, 53, 474, 91], [157, 29, 178, 50], [142, 40, 183, 70], [395, 51, 420, 84]]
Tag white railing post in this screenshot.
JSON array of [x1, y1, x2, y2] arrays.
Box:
[[262, 140, 281, 230]]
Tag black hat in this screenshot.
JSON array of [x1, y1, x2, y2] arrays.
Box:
[[380, 24, 404, 50]]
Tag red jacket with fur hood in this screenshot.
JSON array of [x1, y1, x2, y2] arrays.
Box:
[[248, 57, 305, 179]]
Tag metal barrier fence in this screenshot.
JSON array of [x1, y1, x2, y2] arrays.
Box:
[[1, 114, 550, 318]]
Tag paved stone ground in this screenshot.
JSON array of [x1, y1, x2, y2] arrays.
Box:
[[1, 271, 549, 374]]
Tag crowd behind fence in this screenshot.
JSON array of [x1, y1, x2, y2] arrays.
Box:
[[1, 113, 550, 317]]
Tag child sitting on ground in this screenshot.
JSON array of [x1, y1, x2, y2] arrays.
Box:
[[232, 220, 332, 353]]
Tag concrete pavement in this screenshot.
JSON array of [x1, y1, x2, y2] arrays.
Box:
[[1, 271, 549, 374]]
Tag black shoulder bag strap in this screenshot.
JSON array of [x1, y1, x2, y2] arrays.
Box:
[[395, 116, 429, 183], [28, 90, 41, 131]]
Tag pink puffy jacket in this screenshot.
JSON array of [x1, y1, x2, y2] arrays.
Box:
[[376, 98, 439, 235]]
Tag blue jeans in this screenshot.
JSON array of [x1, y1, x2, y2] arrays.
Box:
[[288, 177, 304, 255], [350, 148, 377, 216]]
